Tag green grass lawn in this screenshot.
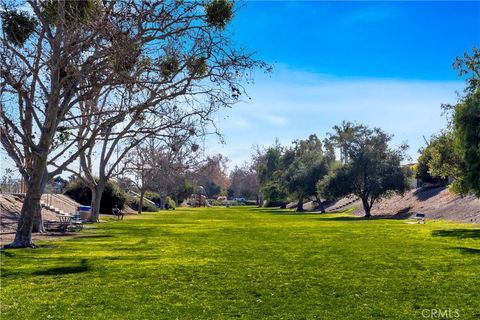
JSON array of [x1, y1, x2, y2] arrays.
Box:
[[1, 207, 479, 319]]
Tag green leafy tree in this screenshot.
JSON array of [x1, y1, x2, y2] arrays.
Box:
[[318, 125, 410, 217], [261, 180, 288, 208], [257, 145, 283, 187], [282, 134, 332, 212], [204, 181, 222, 199], [430, 47, 480, 196], [326, 121, 363, 165], [450, 48, 480, 195], [256, 143, 288, 207], [416, 139, 450, 186], [453, 89, 480, 195], [173, 180, 196, 204], [417, 132, 470, 195]]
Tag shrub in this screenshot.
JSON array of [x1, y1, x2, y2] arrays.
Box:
[[261, 181, 287, 207], [173, 181, 195, 204], [64, 179, 127, 214], [165, 196, 176, 210], [128, 195, 158, 213], [144, 191, 162, 206]]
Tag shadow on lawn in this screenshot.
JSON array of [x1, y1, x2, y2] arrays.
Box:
[[33, 258, 90, 276], [250, 208, 329, 216], [432, 229, 480, 239], [73, 234, 114, 240], [266, 211, 321, 216], [0, 250, 15, 258], [453, 247, 480, 255], [322, 216, 365, 221]]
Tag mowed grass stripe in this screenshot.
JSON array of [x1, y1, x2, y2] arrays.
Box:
[[1, 207, 479, 320]]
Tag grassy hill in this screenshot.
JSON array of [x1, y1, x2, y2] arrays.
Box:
[[1, 207, 479, 319]]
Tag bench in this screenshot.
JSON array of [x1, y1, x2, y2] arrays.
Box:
[[112, 208, 124, 220], [44, 214, 83, 232], [414, 213, 426, 224]]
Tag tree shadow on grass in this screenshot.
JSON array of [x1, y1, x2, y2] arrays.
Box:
[[267, 211, 323, 216], [320, 216, 368, 221], [0, 250, 15, 258], [452, 247, 480, 255], [318, 214, 413, 222], [32, 258, 90, 276], [248, 208, 290, 213], [432, 229, 480, 239], [73, 234, 114, 240], [251, 208, 327, 216]]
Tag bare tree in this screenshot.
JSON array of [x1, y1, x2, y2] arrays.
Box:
[[123, 131, 200, 214], [65, 96, 204, 221], [228, 163, 259, 200], [192, 154, 229, 198], [0, 0, 265, 248]]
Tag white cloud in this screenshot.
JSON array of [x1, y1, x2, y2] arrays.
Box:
[[209, 66, 464, 169], [261, 114, 289, 127]]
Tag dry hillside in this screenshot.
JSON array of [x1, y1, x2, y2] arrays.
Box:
[[325, 186, 480, 223]]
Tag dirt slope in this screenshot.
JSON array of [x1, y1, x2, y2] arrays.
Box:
[[324, 186, 480, 223], [0, 194, 59, 233]]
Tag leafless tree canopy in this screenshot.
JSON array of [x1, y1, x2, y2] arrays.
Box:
[[0, 0, 266, 247]]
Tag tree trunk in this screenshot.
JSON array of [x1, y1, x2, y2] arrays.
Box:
[[89, 183, 106, 222], [315, 195, 325, 213], [5, 168, 48, 248], [32, 201, 45, 233], [138, 188, 145, 214], [361, 197, 372, 217], [4, 193, 39, 248], [296, 195, 304, 212]]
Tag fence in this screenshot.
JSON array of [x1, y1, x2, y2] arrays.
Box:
[[0, 179, 25, 194]]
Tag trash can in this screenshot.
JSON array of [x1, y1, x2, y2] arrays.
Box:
[[78, 206, 91, 220]]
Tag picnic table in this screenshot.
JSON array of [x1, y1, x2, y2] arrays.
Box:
[[44, 214, 83, 232], [414, 212, 426, 224]]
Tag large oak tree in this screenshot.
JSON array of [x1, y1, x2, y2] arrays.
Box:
[[318, 125, 410, 217]]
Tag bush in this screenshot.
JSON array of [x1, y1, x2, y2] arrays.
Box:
[[173, 181, 195, 204], [261, 181, 287, 207], [127, 195, 158, 213], [64, 179, 127, 214], [144, 191, 162, 206], [165, 196, 176, 210]]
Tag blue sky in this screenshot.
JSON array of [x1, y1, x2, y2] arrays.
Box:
[[207, 1, 480, 168]]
